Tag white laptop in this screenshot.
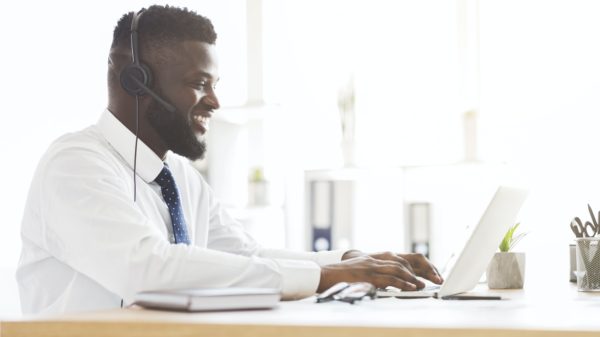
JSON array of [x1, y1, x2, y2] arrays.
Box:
[[378, 185, 528, 299]]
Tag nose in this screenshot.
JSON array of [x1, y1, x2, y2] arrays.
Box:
[[203, 89, 220, 110]]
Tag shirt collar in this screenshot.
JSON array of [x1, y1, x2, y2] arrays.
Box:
[[97, 109, 164, 183]]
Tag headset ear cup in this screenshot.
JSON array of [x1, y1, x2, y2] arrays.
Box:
[[140, 63, 153, 88], [120, 63, 152, 96]]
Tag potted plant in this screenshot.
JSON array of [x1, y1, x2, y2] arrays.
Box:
[[487, 223, 527, 289]]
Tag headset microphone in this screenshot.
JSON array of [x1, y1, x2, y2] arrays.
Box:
[[127, 76, 176, 113]]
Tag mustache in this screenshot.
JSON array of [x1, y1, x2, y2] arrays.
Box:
[[194, 102, 215, 114]]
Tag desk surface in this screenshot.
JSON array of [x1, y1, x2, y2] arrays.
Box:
[[3, 283, 600, 337]]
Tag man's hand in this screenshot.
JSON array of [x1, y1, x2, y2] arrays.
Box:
[[317, 250, 443, 293]]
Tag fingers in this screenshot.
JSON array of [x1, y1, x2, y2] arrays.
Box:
[[376, 261, 424, 289], [370, 251, 415, 274], [372, 274, 419, 291], [319, 253, 444, 293], [431, 265, 444, 283], [319, 256, 427, 291], [371, 251, 444, 284], [400, 253, 444, 284]]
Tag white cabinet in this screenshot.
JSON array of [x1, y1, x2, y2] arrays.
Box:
[[304, 168, 405, 253]]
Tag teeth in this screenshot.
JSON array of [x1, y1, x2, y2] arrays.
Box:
[[194, 115, 209, 131]]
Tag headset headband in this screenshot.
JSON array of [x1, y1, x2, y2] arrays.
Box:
[[130, 9, 145, 66]]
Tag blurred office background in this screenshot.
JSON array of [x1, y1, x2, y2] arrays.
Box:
[[2, 0, 600, 315]]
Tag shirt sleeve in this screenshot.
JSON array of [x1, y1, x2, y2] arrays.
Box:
[[258, 249, 346, 266], [39, 146, 317, 302], [205, 201, 345, 298], [203, 184, 345, 299], [258, 249, 346, 298]]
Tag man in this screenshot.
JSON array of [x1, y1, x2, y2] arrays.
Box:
[[17, 5, 442, 314]]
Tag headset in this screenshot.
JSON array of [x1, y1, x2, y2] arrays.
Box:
[[120, 9, 177, 202], [120, 9, 177, 112]]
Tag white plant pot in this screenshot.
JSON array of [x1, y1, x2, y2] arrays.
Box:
[[486, 252, 526, 289]]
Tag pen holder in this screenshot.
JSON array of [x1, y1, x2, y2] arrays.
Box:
[[570, 243, 576, 282], [575, 238, 600, 291]]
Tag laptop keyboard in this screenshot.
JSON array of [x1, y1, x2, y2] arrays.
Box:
[[379, 284, 440, 293]]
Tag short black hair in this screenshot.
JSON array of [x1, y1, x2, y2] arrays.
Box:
[[111, 5, 217, 51]]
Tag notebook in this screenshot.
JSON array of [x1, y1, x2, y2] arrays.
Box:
[[134, 287, 281, 312], [377, 186, 528, 299]]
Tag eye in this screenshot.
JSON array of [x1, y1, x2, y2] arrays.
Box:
[[191, 79, 218, 92], [192, 80, 208, 90]]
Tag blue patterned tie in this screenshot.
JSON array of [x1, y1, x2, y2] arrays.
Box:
[[155, 164, 191, 244]]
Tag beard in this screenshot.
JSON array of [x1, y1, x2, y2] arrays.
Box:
[[146, 95, 207, 161]]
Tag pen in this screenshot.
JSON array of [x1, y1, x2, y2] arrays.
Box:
[[439, 295, 502, 300]]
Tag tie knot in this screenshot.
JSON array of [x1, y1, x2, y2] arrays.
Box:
[[155, 165, 174, 189]]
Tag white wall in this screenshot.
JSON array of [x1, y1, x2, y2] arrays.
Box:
[[477, 0, 600, 287]]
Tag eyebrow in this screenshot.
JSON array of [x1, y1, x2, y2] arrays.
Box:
[[188, 70, 219, 82]]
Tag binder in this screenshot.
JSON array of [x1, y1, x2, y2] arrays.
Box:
[[134, 288, 280, 312]]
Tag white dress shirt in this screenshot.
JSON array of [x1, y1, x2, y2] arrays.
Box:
[[17, 109, 344, 314]]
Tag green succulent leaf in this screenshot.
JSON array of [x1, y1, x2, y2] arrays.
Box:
[[499, 223, 525, 252]]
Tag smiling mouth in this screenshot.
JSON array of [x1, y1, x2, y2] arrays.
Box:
[[192, 114, 211, 134]]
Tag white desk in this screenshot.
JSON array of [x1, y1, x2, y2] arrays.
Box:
[[3, 283, 600, 337]]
